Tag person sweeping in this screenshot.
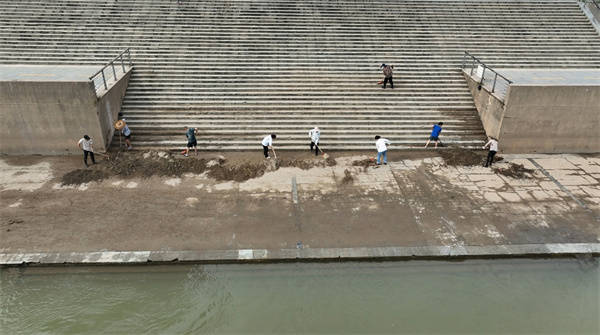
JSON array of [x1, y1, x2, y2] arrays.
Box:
[[261, 134, 277, 159], [308, 127, 321, 156]]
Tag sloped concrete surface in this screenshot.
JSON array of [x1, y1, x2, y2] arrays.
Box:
[[1, 151, 598, 264]]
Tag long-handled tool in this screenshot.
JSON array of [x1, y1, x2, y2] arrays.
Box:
[[271, 147, 277, 159], [92, 151, 110, 157], [315, 143, 329, 159]]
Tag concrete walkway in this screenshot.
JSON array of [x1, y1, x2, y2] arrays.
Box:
[[1, 152, 599, 265]]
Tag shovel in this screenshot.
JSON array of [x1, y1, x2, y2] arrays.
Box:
[[92, 151, 110, 157], [315, 144, 329, 159]]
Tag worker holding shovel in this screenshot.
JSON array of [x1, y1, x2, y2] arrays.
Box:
[[261, 134, 277, 159], [77, 135, 96, 167], [308, 126, 321, 156]]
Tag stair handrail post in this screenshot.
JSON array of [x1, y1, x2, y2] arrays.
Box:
[[127, 48, 132, 67], [480, 66, 486, 85], [492, 72, 498, 92], [101, 69, 108, 90], [120, 54, 126, 72], [111, 61, 117, 82], [470, 57, 475, 75]]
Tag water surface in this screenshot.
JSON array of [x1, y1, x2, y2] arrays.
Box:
[[1, 258, 598, 334]]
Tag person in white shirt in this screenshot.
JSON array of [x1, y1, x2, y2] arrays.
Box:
[[374, 135, 391, 165], [261, 134, 277, 159], [77, 135, 96, 167], [308, 127, 320, 156], [483, 136, 499, 167]]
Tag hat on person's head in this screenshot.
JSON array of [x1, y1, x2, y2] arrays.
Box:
[[83, 135, 90, 140], [315, 127, 320, 131], [114, 120, 126, 130]]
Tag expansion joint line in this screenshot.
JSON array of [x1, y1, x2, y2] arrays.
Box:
[[527, 158, 592, 214]]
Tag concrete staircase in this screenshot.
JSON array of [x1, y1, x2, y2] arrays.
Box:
[[1, 0, 599, 151]]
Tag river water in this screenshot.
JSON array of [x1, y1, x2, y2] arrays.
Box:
[[1, 258, 598, 334]]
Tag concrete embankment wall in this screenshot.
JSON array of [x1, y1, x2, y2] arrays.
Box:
[[0, 70, 130, 155], [464, 73, 600, 154]]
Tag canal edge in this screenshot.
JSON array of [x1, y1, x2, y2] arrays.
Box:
[[1, 243, 599, 266]]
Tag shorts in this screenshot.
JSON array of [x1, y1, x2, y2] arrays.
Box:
[[187, 140, 197, 148], [124, 134, 131, 140], [429, 135, 439, 141]]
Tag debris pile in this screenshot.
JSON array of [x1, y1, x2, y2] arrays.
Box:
[[341, 169, 354, 184], [494, 163, 535, 179], [352, 158, 377, 171], [440, 148, 503, 166], [61, 151, 338, 185], [61, 169, 108, 185]]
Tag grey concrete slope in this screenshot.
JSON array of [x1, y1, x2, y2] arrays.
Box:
[[1, 0, 600, 150]]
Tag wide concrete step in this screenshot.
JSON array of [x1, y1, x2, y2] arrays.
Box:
[[4, 0, 599, 151]]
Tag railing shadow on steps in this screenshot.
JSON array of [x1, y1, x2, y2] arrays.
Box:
[[89, 48, 132, 96], [461, 51, 512, 100]]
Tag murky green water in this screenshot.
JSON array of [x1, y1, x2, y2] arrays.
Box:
[[1, 258, 599, 334]]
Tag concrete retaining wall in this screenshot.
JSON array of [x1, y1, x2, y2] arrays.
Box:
[[501, 85, 600, 153], [0, 70, 130, 155], [464, 72, 600, 153], [464, 72, 505, 139]]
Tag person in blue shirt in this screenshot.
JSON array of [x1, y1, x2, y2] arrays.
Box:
[[425, 122, 443, 148], [183, 126, 198, 157]]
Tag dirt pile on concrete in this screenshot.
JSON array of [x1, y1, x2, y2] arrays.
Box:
[[106, 151, 209, 178], [61, 169, 109, 185], [208, 162, 268, 182], [439, 149, 503, 167], [439, 149, 484, 166], [494, 163, 535, 179], [60, 151, 339, 185], [341, 169, 354, 184], [352, 158, 376, 171], [277, 157, 337, 169]]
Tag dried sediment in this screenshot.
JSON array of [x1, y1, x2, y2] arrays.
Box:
[[61, 169, 109, 185], [439, 148, 503, 166], [494, 163, 535, 179], [60, 151, 338, 185], [341, 169, 354, 184]]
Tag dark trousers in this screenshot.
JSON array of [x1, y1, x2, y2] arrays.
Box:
[[310, 142, 319, 156], [383, 76, 393, 89], [83, 150, 96, 166], [263, 145, 269, 158], [485, 150, 496, 167]]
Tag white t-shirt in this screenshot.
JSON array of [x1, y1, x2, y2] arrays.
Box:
[[486, 139, 498, 152], [261, 135, 273, 147], [78, 138, 93, 151], [375, 138, 390, 153], [309, 128, 320, 143], [122, 124, 131, 136]]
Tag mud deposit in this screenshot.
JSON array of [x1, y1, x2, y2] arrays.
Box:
[[208, 162, 267, 182], [352, 158, 376, 171], [341, 169, 354, 184], [61, 169, 108, 185], [60, 151, 339, 185], [277, 156, 337, 169], [494, 163, 535, 179], [439, 149, 503, 166]]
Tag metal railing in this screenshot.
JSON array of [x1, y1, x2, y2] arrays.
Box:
[[89, 48, 132, 95], [461, 51, 512, 97]]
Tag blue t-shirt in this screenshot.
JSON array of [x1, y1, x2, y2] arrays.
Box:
[[431, 124, 442, 137], [186, 128, 196, 142]]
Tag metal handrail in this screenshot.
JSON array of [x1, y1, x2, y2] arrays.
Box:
[[89, 48, 132, 95], [461, 51, 512, 95]]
